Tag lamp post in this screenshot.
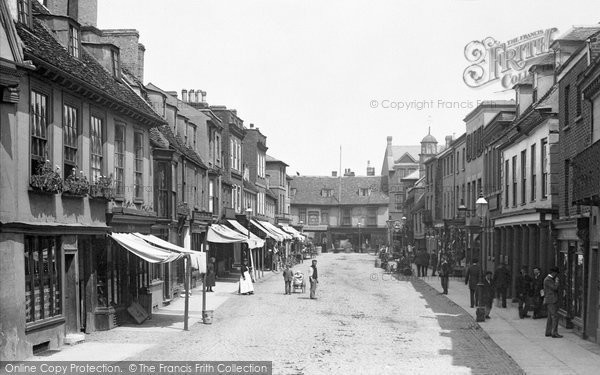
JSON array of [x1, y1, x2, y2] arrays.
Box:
[[386, 218, 394, 251], [401, 216, 407, 254], [475, 193, 488, 322], [358, 221, 362, 253]]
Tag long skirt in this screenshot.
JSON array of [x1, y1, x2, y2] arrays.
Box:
[[239, 271, 254, 294]]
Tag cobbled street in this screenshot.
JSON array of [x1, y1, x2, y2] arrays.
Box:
[[89, 253, 523, 374]]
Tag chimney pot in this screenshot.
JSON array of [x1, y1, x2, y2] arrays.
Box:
[[189, 89, 195, 103], [181, 89, 188, 102]]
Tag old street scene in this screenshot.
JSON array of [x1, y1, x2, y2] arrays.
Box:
[[2, 0, 600, 375]]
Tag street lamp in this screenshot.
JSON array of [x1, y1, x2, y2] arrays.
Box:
[[475, 192, 488, 322], [245, 207, 253, 278], [386, 218, 394, 250], [357, 221, 362, 253], [401, 216, 407, 253]]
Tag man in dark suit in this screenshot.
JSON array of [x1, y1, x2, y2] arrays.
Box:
[[438, 255, 451, 294], [532, 266, 546, 319], [482, 271, 495, 319], [493, 262, 510, 308], [516, 266, 532, 318], [465, 259, 481, 308], [544, 266, 562, 338], [282, 264, 293, 295]]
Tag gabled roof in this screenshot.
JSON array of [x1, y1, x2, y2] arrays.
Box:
[[266, 154, 288, 166], [391, 146, 420, 163], [17, 8, 164, 126], [290, 176, 388, 206]]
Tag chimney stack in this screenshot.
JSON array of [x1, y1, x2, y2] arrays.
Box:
[[445, 135, 453, 148], [188, 89, 195, 103], [366, 160, 375, 176], [332, 171, 338, 177], [181, 89, 188, 102], [195, 90, 200, 103], [250, 123, 254, 129]]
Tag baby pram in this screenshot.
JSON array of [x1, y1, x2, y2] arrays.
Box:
[[292, 272, 306, 293]]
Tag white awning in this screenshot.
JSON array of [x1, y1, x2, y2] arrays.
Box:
[[280, 225, 305, 240], [260, 220, 292, 241], [227, 220, 265, 249], [250, 219, 283, 241], [133, 233, 195, 253], [207, 224, 249, 244], [109, 233, 183, 264]]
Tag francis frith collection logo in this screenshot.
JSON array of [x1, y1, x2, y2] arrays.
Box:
[[463, 28, 558, 89]]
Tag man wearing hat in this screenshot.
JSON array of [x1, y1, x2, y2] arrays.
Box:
[[544, 266, 562, 338]]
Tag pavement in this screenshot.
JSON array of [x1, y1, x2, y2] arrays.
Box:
[[26, 275, 245, 361], [22, 253, 600, 375], [416, 267, 600, 375]]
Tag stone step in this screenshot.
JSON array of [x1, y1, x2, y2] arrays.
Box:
[[64, 333, 85, 346]]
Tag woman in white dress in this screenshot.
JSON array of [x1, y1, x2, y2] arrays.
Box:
[[239, 259, 254, 295]]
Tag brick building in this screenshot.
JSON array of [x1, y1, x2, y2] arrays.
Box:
[[553, 26, 600, 340]]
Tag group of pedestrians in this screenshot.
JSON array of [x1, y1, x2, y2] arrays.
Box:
[[281, 259, 319, 299], [461, 259, 563, 338], [414, 249, 438, 277]]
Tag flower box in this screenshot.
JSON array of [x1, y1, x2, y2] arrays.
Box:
[[63, 169, 90, 197], [90, 175, 115, 200], [30, 160, 63, 194]]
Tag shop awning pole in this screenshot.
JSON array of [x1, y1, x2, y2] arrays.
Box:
[[184, 254, 190, 331], [202, 234, 207, 316]]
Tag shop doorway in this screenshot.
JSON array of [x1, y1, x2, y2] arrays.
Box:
[[64, 252, 80, 334]]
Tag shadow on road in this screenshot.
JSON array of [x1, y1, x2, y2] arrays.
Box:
[[406, 276, 525, 374]]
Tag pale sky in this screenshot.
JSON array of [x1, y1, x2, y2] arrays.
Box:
[[98, 0, 600, 176]]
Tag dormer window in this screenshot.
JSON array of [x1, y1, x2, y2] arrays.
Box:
[[321, 189, 334, 197], [17, 0, 31, 26], [359, 188, 371, 196], [111, 50, 120, 79], [69, 25, 80, 58]]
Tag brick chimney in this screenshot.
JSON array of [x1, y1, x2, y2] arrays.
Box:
[[188, 89, 195, 103], [445, 135, 453, 148], [366, 161, 375, 176], [332, 171, 338, 177], [181, 89, 188, 102], [387, 136, 393, 157]]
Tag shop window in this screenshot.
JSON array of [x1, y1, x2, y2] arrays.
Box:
[[24, 236, 61, 323], [571, 250, 584, 318], [30, 90, 49, 176]]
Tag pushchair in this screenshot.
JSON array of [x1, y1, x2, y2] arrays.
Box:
[[292, 271, 306, 293]]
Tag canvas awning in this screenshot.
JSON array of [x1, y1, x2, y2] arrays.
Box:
[[250, 219, 283, 241], [207, 224, 250, 244], [280, 225, 305, 240], [133, 233, 206, 272], [227, 220, 265, 249], [109, 233, 183, 264], [260, 220, 292, 240]]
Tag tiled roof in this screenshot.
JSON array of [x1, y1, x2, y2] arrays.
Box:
[[17, 11, 164, 126], [556, 27, 600, 42], [290, 176, 388, 206], [149, 127, 169, 149], [266, 154, 288, 166], [157, 125, 207, 168], [402, 170, 421, 181]]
